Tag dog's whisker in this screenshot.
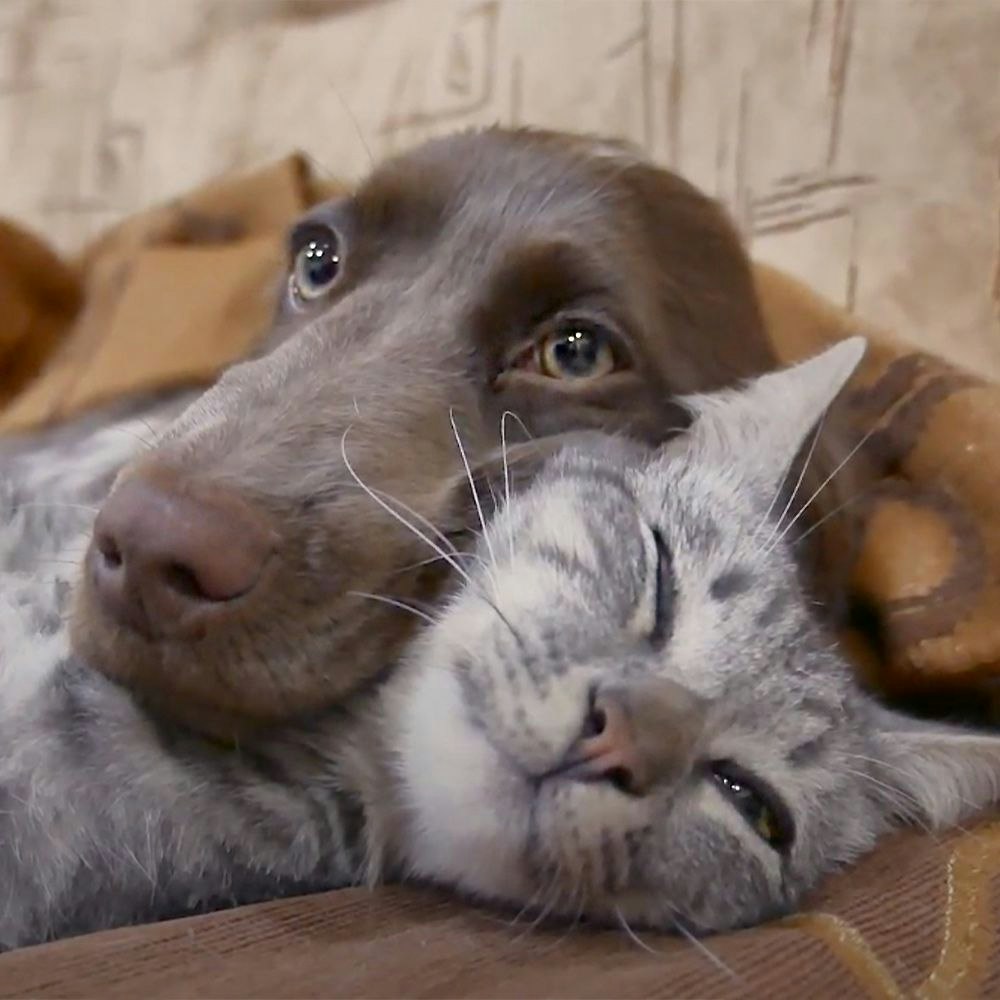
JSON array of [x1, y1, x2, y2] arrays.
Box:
[[361, 484, 492, 581], [340, 427, 477, 592], [501, 410, 534, 443], [449, 407, 498, 584], [389, 552, 481, 576], [347, 591, 437, 627]]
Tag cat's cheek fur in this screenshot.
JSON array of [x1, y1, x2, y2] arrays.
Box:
[[390, 660, 536, 904]]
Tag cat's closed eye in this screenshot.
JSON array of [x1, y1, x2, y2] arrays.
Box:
[[649, 527, 675, 646], [710, 760, 795, 852]]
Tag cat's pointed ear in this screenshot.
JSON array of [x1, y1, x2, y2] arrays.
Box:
[[682, 336, 866, 493], [870, 704, 1000, 828]]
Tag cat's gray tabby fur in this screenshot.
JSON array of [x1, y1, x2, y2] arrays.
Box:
[[2, 339, 999, 950]]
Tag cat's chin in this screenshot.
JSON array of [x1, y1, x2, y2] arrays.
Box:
[[388, 659, 538, 905]]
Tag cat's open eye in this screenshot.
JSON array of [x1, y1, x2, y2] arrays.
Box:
[[711, 761, 794, 852]]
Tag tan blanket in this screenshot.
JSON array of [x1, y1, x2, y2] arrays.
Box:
[[1, 154, 997, 703], [2, 820, 999, 998]]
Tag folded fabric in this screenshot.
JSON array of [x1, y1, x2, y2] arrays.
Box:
[[1, 155, 997, 705], [0, 155, 345, 434]]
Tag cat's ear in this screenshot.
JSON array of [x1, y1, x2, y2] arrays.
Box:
[[869, 703, 1000, 828], [682, 336, 866, 494]]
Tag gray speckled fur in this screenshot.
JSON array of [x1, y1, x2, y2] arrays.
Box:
[[2, 342, 1000, 951]]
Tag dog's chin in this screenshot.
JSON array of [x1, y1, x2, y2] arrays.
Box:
[[68, 577, 330, 739]]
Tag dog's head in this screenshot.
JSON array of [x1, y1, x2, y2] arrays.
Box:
[[72, 128, 774, 736]]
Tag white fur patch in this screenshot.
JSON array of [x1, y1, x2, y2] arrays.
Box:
[[391, 655, 534, 903]]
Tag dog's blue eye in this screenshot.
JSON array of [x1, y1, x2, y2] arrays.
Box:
[[539, 323, 616, 380], [291, 225, 341, 300]]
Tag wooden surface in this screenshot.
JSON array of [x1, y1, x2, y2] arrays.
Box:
[[1, 0, 998, 374]]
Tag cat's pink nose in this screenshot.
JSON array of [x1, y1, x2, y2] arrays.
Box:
[[89, 465, 277, 639], [557, 680, 706, 795], [569, 690, 649, 795]]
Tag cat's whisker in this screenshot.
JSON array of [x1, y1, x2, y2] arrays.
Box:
[[762, 420, 881, 558], [838, 766, 939, 836], [615, 906, 663, 955], [509, 868, 565, 943], [757, 415, 827, 553], [492, 872, 558, 934], [475, 592, 525, 653], [105, 424, 158, 451], [136, 417, 162, 447], [841, 752, 981, 825], [449, 407, 498, 586], [671, 913, 740, 981], [534, 888, 585, 954], [347, 591, 438, 628], [792, 485, 875, 547]]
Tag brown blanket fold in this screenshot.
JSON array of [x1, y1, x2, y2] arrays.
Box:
[[0, 155, 345, 435], [2, 819, 999, 999], [2, 153, 996, 704]]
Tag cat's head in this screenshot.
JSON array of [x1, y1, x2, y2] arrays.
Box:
[[391, 338, 1000, 934]]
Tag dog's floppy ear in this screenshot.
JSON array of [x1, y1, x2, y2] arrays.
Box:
[[437, 431, 600, 537]]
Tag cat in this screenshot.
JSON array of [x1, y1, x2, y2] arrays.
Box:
[[1, 336, 998, 950]]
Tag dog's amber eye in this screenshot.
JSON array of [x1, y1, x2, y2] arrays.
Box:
[[291, 224, 341, 301], [538, 323, 616, 380]]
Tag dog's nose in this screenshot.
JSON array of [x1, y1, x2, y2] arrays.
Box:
[[89, 467, 277, 638]]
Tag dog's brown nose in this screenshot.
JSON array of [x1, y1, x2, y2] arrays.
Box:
[[89, 467, 276, 638]]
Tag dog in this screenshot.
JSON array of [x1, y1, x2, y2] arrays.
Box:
[[7, 127, 785, 739]]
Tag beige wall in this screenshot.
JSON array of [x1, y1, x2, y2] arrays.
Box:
[[2, 0, 997, 373]]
